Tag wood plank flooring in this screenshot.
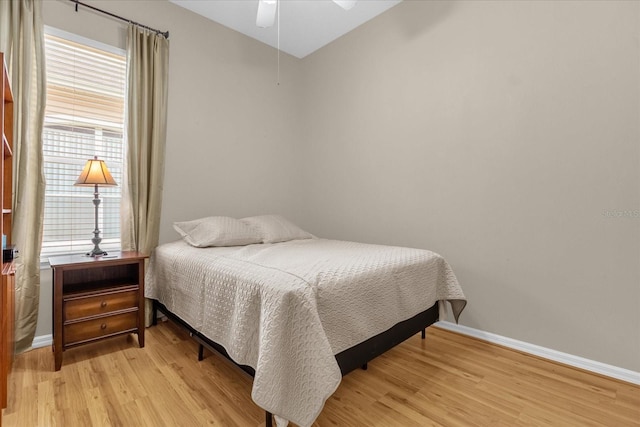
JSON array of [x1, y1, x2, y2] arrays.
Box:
[[3, 321, 638, 426]]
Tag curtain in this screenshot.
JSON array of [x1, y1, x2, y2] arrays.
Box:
[[0, 0, 46, 353], [121, 25, 169, 326]]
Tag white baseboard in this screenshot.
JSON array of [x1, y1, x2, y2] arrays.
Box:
[[434, 321, 640, 386], [31, 324, 639, 386], [31, 334, 52, 349]]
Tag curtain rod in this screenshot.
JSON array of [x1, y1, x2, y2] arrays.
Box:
[[70, 0, 169, 39]]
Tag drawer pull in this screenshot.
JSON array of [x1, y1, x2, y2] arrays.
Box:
[[100, 301, 107, 308], [100, 323, 107, 330]]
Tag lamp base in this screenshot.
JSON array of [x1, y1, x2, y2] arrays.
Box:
[[86, 249, 108, 257], [87, 186, 108, 258]]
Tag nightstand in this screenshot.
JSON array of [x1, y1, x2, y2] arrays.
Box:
[[49, 251, 148, 371]]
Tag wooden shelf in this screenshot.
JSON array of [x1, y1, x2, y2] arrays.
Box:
[[2, 75, 11, 104], [1, 262, 14, 276], [1, 51, 15, 415], [2, 134, 11, 159]]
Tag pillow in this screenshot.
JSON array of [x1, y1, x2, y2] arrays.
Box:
[[240, 215, 313, 244], [173, 216, 262, 247]]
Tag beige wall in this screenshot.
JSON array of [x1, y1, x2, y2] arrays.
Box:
[[36, 0, 639, 373], [298, 0, 640, 371]]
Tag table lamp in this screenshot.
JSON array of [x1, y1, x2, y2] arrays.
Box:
[[74, 156, 117, 257]]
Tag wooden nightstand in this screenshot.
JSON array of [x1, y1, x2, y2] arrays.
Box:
[[49, 251, 147, 371]]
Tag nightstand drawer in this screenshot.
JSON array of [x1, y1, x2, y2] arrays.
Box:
[[64, 286, 139, 321], [64, 310, 138, 346]]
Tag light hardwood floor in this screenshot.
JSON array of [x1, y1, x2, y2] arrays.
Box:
[[3, 321, 639, 426]]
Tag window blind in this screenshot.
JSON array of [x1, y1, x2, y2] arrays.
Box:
[[42, 32, 126, 260]]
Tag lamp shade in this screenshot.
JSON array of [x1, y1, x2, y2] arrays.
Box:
[[74, 156, 117, 186]]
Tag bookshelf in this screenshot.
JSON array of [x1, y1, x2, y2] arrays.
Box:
[[0, 52, 15, 416]]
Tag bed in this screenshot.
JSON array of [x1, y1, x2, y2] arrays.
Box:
[[145, 216, 466, 427]]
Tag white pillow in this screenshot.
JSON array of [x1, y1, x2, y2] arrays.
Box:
[[173, 216, 262, 247], [240, 215, 313, 244]]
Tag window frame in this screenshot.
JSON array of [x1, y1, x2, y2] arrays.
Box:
[[41, 26, 127, 266]]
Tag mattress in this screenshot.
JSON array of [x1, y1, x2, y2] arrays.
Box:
[[145, 238, 466, 427]]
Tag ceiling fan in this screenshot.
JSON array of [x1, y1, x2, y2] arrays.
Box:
[[256, 0, 358, 28]]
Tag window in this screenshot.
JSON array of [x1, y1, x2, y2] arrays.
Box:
[[42, 28, 126, 259]]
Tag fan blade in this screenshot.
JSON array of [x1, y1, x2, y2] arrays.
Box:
[[257, 0, 277, 28], [333, 0, 357, 10]]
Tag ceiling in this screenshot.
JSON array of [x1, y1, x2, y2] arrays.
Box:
[[169, 0, 403, 59]]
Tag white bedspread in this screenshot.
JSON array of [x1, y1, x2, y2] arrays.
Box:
[[145, 239, 466, 427]]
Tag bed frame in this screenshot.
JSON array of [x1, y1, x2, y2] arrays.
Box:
[[151, 299, 440, 427]]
